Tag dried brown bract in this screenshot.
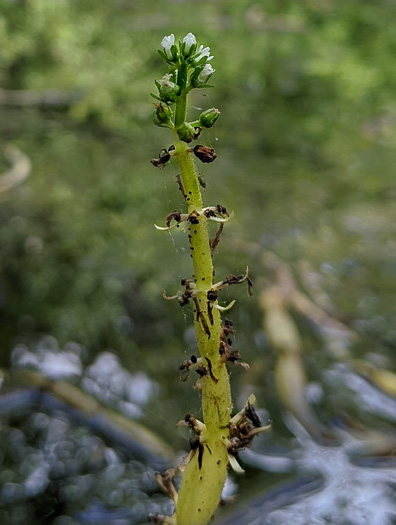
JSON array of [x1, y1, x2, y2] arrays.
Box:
[[207, 289, 218, 302], [165, 210, 182, 227], [155, 469, 178, 503], [179, 354, 199, 382], [219, 319, 249, 369], [175, 174, 185, 197], [208, 268, 253, 297], [209, 223, 224, 255], [150, 147, 173, 168], [162, 278, 197, 307], [188, 210, 200, 225], [193, 145, 217, 163], [193, 126, 202, 140], [226, 395, 271, 456]]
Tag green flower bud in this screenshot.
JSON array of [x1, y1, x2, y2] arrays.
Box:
[[177, 122, 195, 143], [155, 74, 181, 102], [153, 102, 173, 126], [190, 64, 215, 88], [198, 108, 220, 128]]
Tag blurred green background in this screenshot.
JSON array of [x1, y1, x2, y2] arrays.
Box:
[[1, 0, 396, 522], [2, 0, 395, 364]]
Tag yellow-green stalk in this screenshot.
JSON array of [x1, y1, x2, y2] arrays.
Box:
[[151, 33, 268, 525], [173, 139, 232, 525]]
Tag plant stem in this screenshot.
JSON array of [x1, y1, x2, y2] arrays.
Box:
[[174, 137, 233, 525], [174, 62, 188, 129]]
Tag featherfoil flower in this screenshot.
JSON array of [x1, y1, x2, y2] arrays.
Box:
[[183, 32, 197, 54], [161, 34, 175, 59]]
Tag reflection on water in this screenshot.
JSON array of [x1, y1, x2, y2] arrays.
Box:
[[217, 418, 396, 525], [264, 417, 396, 525], [2, 336, 396, 524], [83, 352, 158, 419], [0, 406, 172, 524], [0, 338, 172, 524], [12, 337, 158, 420], [217, 409, 396, 525], [12, 336, 83, 380], [326, 364, 396, 425]]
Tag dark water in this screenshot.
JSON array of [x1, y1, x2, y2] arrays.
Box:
[[2, 338, 396, 525]]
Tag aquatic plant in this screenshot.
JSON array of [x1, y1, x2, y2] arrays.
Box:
[[150, 33, 270, 525]]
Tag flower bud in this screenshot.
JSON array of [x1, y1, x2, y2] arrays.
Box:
[[198, 108, 220, 128], [193, 45, 214, 66], [177, 122, 195, 143], [182, 32, 197, 58], [160, 34, 178, 62], [153, 102, 173, 126], [156, 74, 180, 102], [191, 64, 215, 88]]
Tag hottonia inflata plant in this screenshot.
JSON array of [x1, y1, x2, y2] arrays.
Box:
[[149, 33, 270, 525]]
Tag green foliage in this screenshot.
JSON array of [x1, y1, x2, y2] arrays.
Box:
[[1, 0, 396, 367], [0, 112, 180, 365], [1, 0, 395, 142]]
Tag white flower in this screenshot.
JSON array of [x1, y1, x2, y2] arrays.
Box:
[[161, 34, 175, 59], [183, 32, 196, 53], [198, 63, 215, 83], [158, 73, 173, 87], [195, 45, 214, 62], [156, 73, 180, 101]]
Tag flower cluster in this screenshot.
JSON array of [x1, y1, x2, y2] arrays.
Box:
[[153, 32, 219, 144], [155, 33, 215, 103], [159, 33, 213, 66]]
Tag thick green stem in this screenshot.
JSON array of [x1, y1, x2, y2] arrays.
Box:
[[174, 62, 188, 129], [174, 138, 233, 525]]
